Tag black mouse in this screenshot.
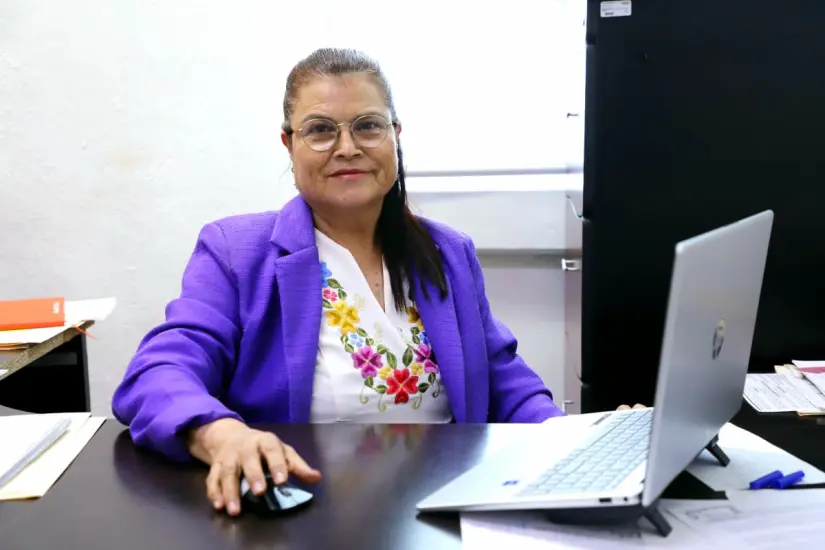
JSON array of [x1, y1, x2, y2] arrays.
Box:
[[239, 471, 314, 516]]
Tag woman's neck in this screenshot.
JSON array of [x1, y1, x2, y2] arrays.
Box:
[[313, 208, 381, 258]]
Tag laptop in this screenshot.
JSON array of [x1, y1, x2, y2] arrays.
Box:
[[416, 210, 774, 536]]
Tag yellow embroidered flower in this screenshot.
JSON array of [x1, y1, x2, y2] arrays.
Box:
[[407, 306, 425, 331], [325, 300, 360, 335], [411, 363, 424, 376], [378, 366, 392, 380]]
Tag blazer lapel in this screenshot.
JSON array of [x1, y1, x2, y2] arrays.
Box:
[[271, 197, 322, 423], [413, 271, 467, 422]]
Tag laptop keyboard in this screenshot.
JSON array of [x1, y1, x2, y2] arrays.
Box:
[[518, 409, 653, 497]]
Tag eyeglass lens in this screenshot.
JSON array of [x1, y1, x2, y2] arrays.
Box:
[[300, 115, 390, 151]]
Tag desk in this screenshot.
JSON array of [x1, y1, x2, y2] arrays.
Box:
[[0, 322, 92, 413], [0, 404, 822, 550]]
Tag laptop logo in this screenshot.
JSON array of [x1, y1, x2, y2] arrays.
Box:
[[712, 319, 726, 360]]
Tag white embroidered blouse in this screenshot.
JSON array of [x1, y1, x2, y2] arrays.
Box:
[[309, 230, 453, 423]]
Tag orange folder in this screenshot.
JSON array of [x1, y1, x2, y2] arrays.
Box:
[[0, 297, 66, 332]]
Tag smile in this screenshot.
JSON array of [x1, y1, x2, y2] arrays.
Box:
[[330, 170, 368, 181]]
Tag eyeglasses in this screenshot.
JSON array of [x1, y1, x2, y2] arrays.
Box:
[[289, 114, 395, 152]]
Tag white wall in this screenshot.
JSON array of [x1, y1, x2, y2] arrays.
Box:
[[0, 1, 584, 415]]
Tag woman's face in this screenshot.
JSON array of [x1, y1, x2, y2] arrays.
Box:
[[282, 74, 401, 214]]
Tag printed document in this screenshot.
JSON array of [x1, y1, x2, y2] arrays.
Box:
[[743, 373, 825, 413]]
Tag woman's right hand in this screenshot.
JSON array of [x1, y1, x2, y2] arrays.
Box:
[[188, 418, 322, 516]]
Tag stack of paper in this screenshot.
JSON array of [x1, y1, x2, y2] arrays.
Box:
[[0, 297, 117, 350], [0, 414, 72, 488], [743, 360, 825, 414], [0, 413, 105, 500]]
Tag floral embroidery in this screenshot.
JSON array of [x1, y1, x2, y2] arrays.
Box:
[[321, 263, 444, 412], [407, 306, 425, 332], [386, 368, 419, 404], [351, 346, 382, 379], [325, 300, 359, 335], [413, 343, 439, 374], [321, 262, 333, 287]]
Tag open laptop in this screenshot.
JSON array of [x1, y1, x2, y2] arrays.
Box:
[[416, 210, 774, 536]]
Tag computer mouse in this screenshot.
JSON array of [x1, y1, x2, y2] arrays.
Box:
[[239, 471, 314, 516]]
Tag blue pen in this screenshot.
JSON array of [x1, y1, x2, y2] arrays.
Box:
[[749, 470, 783, 489], [772, 470, 805, 489]]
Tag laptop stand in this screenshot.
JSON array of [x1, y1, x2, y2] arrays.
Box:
[[644, 433, 729, 536], [644, 503, 672, 537], [705, 434, 730, 467]]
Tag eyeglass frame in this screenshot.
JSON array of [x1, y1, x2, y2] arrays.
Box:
[[284, 114, 398, 152]]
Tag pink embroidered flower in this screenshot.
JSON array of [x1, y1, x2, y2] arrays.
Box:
[[351, 346, 382, 379], [386, 368, 420, 404], [413, 343, 439, 374], [323, 288, 338, 302]]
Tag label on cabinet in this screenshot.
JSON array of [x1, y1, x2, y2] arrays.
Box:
[[600, 1, 631, 18]]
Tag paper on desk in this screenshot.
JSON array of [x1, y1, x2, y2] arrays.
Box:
[[0, 413, 105, 501], [687, 423, 825, 491], [665, 490, 825, 549], [0, 297, 116, 345], [792, 359, 825, 373], [63, 297, 117, 326], [743, 373, 825, 413], [800, 372, 825, 397], [461, 491, 825, 549], [460, 508, 696, 549]]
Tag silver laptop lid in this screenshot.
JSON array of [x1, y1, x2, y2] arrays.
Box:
[[642, 210, 773, 506]]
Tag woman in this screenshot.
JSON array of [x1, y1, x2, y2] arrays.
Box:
[[112, 47, 566, 516]]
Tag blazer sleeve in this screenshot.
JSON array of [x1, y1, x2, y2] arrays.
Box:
[[462, 238, 566, 423], [111, 222, 244, 461]]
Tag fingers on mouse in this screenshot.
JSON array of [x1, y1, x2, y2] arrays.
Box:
[[239, 467, 314, 516]]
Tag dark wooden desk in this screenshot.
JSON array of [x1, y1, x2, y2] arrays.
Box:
[[0, 404, 821, 550]]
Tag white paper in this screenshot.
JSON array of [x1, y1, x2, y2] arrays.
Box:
[[0, 326, 66, 346], [743, 373, 825, 412], [792, 360, 825, 372], [666, 490, 825, 549], [801, 372, 825, 397], [461, 508, 695, 549], [0, 297, 116, 345], [63, 297, 117, 325], [687, 423, 825, 490], [461, 492, 825, 549], [0, 413, 104, 500]]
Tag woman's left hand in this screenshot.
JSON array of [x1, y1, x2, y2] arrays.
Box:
[[616, 404, 647, 411]]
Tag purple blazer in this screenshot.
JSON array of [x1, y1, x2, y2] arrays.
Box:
[[112, 196, 564, 461]]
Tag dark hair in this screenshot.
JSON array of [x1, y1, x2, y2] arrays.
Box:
[[282, 48, 448, 311]]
